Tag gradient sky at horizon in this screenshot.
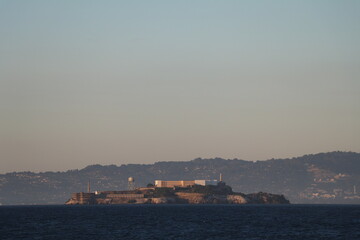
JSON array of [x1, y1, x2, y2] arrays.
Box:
[[1, 0, 359, 173]]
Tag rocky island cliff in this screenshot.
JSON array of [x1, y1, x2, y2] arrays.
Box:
[[65, 182, 290, 205]]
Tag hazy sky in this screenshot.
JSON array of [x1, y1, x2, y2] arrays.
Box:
[[1, 0, 359, 173]]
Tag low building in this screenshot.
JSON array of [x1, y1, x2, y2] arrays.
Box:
[[155, 180, 195, 188], [71, 192, 95, 204], [155, 179, 219, 188], [195, 180, 219, 186]]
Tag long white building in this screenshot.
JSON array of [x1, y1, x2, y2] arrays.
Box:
[[154, 179, 219, 188]]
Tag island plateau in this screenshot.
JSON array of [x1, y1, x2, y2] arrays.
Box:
[[65, 178, 290, 205]]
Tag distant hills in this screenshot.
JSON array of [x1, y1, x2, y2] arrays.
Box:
[[0, 151, 359, 205]]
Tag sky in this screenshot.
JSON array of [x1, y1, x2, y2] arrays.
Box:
[[0, 0, 359, 173]]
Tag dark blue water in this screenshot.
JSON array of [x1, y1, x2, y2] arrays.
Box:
[[0, 205, 359, 240]]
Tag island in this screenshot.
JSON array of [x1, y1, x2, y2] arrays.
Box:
[[66, 178, 290, 205]]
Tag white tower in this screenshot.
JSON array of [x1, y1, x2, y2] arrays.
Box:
[[128, 177, 135, 190]]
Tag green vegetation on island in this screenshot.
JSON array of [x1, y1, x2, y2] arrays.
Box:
[[65, 182, 290, 205]]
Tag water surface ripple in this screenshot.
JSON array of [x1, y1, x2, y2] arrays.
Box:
[[0, 205, 359, 239]]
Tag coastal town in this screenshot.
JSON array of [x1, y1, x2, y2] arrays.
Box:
[[1, 152, 359, 205]]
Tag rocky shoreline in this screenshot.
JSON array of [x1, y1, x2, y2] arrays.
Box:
[[66, 183, 290, 205]]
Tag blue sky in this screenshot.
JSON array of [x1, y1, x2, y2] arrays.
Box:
[[0, 0, 359, 172]]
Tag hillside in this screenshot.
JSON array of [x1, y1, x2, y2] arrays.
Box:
[[0, 151, 359, 205]]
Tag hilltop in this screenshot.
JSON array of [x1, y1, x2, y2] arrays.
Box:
[[0, 151, 359, 204]]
